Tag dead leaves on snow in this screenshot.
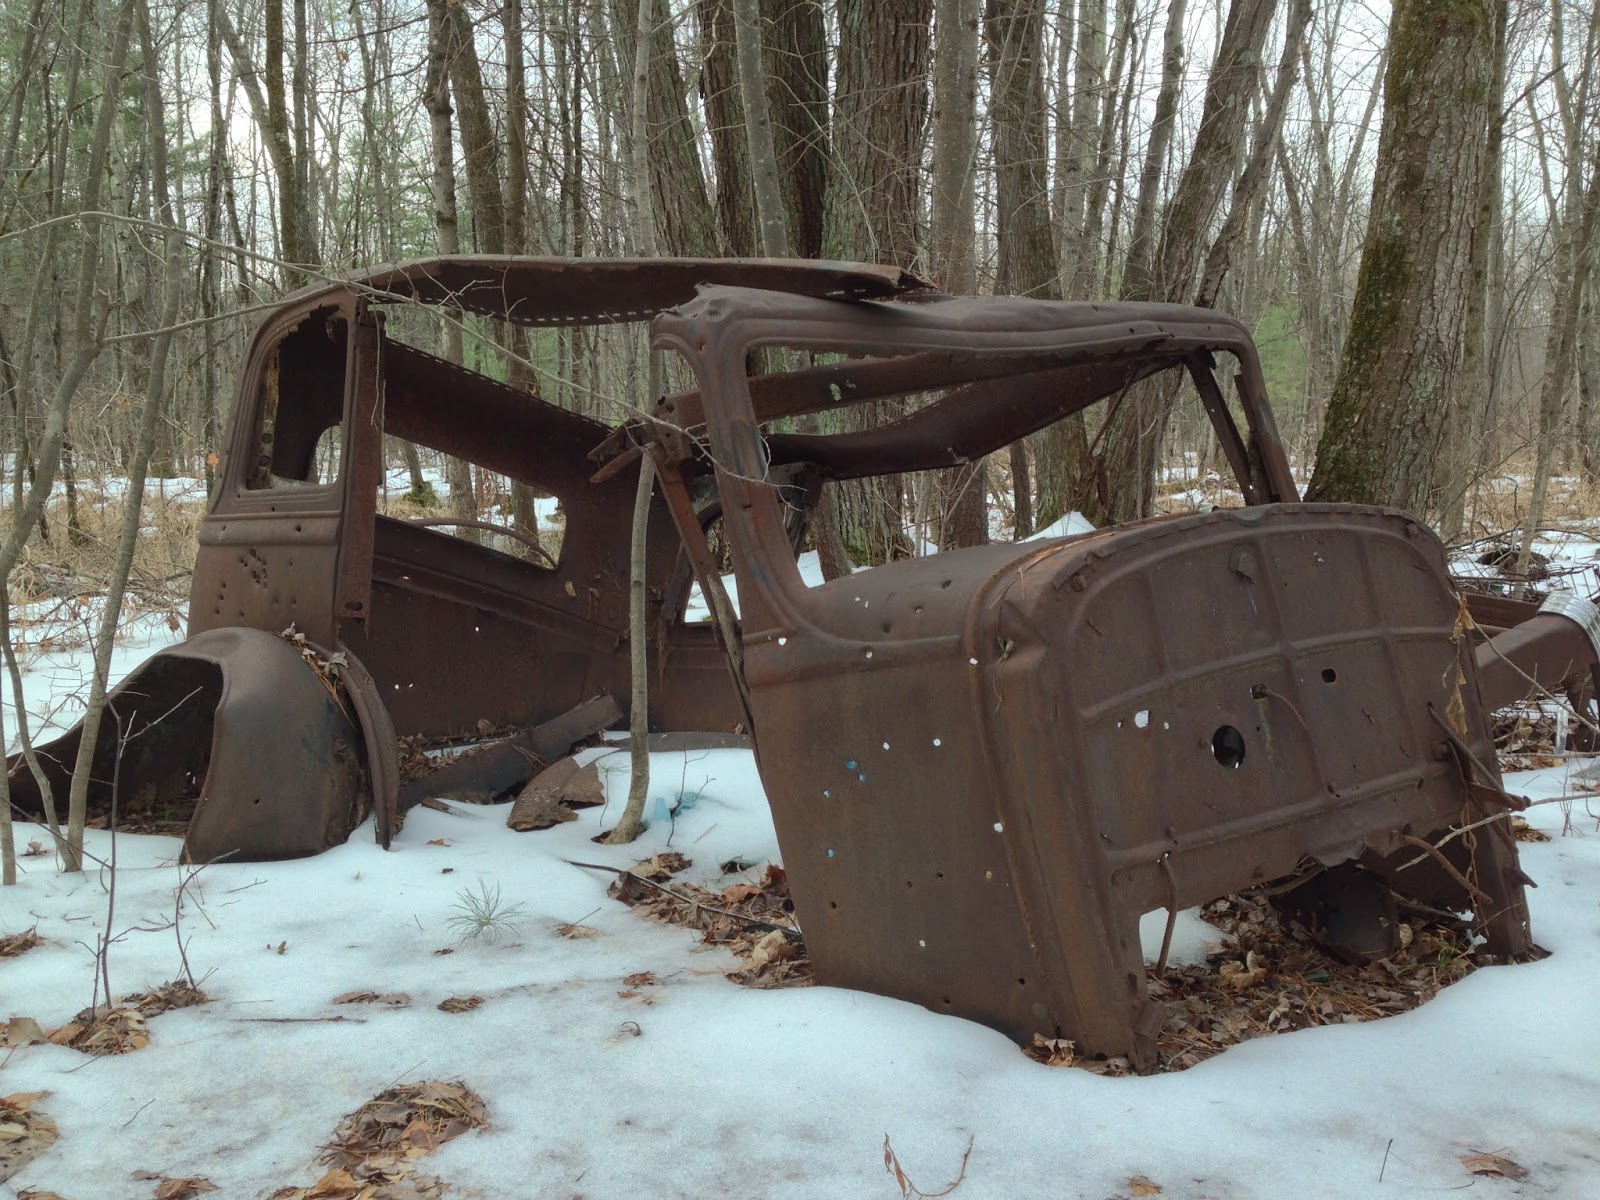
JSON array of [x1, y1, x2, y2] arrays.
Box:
[[332, 992, 411, 1008], [47, 1006, 149, 1055], [608, 856, 812, 989], [1461, 1152, 1529, 1180], [0, 927, 44, 959], [0, 1092, 59, 1183], [272, 1081, 487, 1200], [435, 996, 482, 1013], [132, 1171, 218, 1199], [43, 982, 210, 1056]]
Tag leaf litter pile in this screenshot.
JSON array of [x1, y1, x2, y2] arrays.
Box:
[[605, 855, 1494, 1066], [1, 1092, 59, 1183], [1029, 892, 1488, 1074], [270, 1080, 487, 1200], [603, 853, 811, 988], [6, 981, 211, 1058]]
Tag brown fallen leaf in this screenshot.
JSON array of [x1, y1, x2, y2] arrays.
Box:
[[1, 1092, 60, 1182], [554, 922, 599, 940], [1024, 1033, 1077, 1067], [49, 1007, 149, 1055], [152, 1177, 219, 1199], [1219, 950, 1268, 991], [1128, 1175, 1162, 1196], [21, 840, 46, 857], [631, 852, 691, 881], [436, 996, 482, 1013], [425, 838, 451, 847], [622, 971, 658, 987], [332, 991, 411, 1008], [1461, 1152, 1528, 1180], [17, 1191, 72, 1200], [1, 1016, 47, 1047], [0, 928, 44, 958]]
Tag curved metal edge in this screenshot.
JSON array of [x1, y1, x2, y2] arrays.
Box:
[[181, 628, 365, 863], [1537, 589, 1600, 666], [328, 643, 399, 849]]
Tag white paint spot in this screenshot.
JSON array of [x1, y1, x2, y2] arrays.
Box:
[[918, 939, 926, 948], [777, 636, 787, 645], [1134, 709, 1150, 728], [932, 737, 942, 747], [969, 657, 979, 666], [864, 649, 874, 659], [993, 822, 1004, 833], [882, 741, 890, 750]]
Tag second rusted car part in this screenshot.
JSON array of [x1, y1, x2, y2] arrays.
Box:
[[605, 284, 1576, 1071], [7, 258, 919, 863]]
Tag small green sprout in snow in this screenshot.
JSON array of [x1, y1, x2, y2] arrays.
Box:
[[446, 881, 526, 944]]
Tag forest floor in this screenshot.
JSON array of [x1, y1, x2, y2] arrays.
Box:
[[4, 478, 1600, 1199]]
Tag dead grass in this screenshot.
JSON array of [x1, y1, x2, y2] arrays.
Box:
[[1456, 466, 1600, 545]]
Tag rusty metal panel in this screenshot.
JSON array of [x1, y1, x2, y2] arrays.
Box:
[[6, 628, 373, 863], [644, 284, 1536, 1070]]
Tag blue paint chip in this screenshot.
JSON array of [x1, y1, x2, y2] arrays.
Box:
[[844, 760, 858, 770], [822, 789, 831, 798], [858, 773, 867, 782], [826, 848, 836, 858]]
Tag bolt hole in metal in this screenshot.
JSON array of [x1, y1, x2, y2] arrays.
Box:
[[1322, 667, 1338, 683], [1212, 725, 1246, 769]]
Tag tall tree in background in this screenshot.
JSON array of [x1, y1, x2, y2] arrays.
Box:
[[1092, 0, 1278, 524], [987, 0, 1076, 535], [930, 0, 987, 548], [817, 0, 930, 571], [1306, 0, 1498, 512]]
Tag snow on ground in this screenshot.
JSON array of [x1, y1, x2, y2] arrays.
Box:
[[3, 742, 1599, 1198], [3, 600, 188, 751], [6, 502, 1600, 1197]]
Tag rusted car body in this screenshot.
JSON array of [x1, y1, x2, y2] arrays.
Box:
[[11, 259, 1597, 1070], [7, 258, 913, 861], [609, 285, 1599, 1069]]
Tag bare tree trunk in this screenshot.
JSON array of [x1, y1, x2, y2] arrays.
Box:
[[1098, 0, 1277, 523], [1579, 280, 1600, 479], [1307, 0, 1500, 513], [1517, 149, 1600, 575], [612, 0, 718, 256], [56, 0, 153, 871], [733, 0, 789, 258], [423, 0, 474, 526], [930, 0, 987, 548], [606, 0, 662, 846], [1439, 0, 1508, 539]]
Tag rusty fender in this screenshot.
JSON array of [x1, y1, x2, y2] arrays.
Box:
[[5, 627, 396, 862]]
